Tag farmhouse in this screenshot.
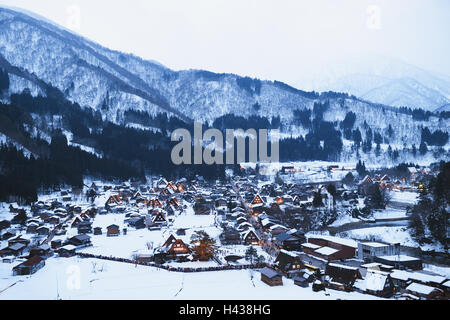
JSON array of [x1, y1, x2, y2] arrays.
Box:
[[353, 269, 394, 297], [1, 243, 27, 257], [219, 229, 242, 245], [58, 245, 77, 257], [250, 194, 264, 208], [260, 267, 283, 286], [242, 230, 260, 246], [405, 283, 444, 300], [68, 234, 92, 247], [275, 250, 304, 276], [13, 256, 45, 276], [274, 232, 303, 251], [325, 263, 362, 288]]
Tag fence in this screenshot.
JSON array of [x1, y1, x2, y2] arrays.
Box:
[[77, 252, 269, 273]]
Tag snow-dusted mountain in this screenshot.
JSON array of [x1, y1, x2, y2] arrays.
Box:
[[294, 55, 450, 112], [0, 6, 448, 166]]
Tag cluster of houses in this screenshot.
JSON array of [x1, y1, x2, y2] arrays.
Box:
[[0, 169, 447, 300], [260, 233, 449, 300], [358, 166, 429, 194]]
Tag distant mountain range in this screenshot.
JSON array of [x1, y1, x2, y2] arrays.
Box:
[[293, 55, 450, 112], [0, 6, 448, 166]]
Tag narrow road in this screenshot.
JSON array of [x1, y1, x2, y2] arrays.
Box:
[[233, 184, 278, 259]]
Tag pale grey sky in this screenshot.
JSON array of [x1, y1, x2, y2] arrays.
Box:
[[1, 0, 449, 87]]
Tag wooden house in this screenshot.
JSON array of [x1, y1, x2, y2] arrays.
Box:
[[26, 222, 39, 234], [168, 197, 181, 209], [242, 230, 260, 246], [152, 211, 168, 225], [405, 283, 444, 300], [168, 239, 190, 255], [93, 227, 102, 235], [358, 175, 374, 195], [13, 256, 45, 276], [250, 194, 264, 208], [148, 199, 163, 208], [293, 275, 310, 288], [58, 245, 77, 257], [36, 226, 50, 236], [162, 235, 177, 248], [193, 201, 212, 215], [274, 232, 303, 251], [325, 263, 362, 289], [275, 250, 304, 276], [29, 244, 51, 258], [126, 217, 146, 229], [8, 236, 31, 247], [105, 195, 122, 209], [77, 221, 92, 234], [1, 243, 27, 257], [219, 229, 242, 245], [1, 230, 16, 240], [260, 267, 283, 286], [107, 224, 120, 237], [68, 234, 91, 247], [354, 269, 394, 297], [51, 239, 62, 250]]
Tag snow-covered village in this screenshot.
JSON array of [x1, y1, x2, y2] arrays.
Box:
[[0, 161, 449, 300], [0, 1, 449, 306]]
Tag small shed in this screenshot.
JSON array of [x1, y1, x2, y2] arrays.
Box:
[[260, 267, 283, 286], [107, 224, 120, 237]]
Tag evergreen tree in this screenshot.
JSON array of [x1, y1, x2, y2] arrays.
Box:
[[245, 246, 258, 265], [313, 188, 324, 207], [0, 68, 9, 91], [419, 141, 428, 155], [412, 144, 417, 157]]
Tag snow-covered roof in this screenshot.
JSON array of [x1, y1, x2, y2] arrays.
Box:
[[60, 245, 77, 251], [361, 242, 390, 248], [390, 270, 446, 284], [314, 246, 339, 256], [364, 270, 389, 291], [301, 243, 321, 250], [406, 283, 438, 295], [328, 263, 358, 271], [378, 255, 420, 262], [308, 234, 358, 248], [280, 249, 299, 258]]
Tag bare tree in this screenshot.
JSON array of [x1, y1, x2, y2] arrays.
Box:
[[91, 261, 97, 273]]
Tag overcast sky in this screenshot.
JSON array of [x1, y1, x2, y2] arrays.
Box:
[[1, 0, 449, 87]]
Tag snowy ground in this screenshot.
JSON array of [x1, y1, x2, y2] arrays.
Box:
[[372, 208, 408, 220], [389, 190, 419, 205], [0, 257, 384, 300], [338, 226, 415, 246]]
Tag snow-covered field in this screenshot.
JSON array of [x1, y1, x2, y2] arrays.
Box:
[[339, 226, 415, 246], [0, 257, 384, 300], [372, 208, 408, 220], [389, 191, 419, 205]]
